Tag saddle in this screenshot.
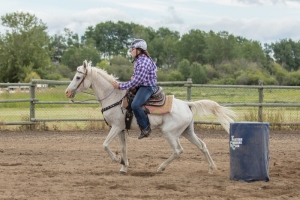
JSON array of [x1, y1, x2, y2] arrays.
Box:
[[127, 86, 166, 106], [124, 86, 166, 129]]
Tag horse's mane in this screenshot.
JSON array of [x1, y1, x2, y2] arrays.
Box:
[[94, 67, 117, 84], [85, 61, 117, 85]]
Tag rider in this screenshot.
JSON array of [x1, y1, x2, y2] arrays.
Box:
[[113, 39, 157, 139]]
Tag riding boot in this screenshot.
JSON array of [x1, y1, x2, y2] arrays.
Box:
[[138, 126, 151, 139]]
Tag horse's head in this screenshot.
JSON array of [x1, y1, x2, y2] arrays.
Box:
[[65, 60, 92, 98]]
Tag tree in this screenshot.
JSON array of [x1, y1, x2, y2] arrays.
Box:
[[52, 64, 72, 79], [48, 28, 80, 64], [204, 31, 238, 65], [236, 40, 265, 63], [285, 70, 300, 85], [130, 23, 156, 44], [0, 12, 50, 82], [178, 59, 191, 80], [167, 71, 184, 81], [177, 29, 207, 64], [271, 62, 288, 85], [96, 60, 110, 71], [61, 42, 101, 71], [107, 55, 132, 81], [84, 21, 132, 59], [271, 39, 300, 71], [152, 27, 180, 68], [190, 62, 207, 84], [24, 71, 41, 83]]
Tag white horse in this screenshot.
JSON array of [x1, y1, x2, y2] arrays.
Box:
[[65, 60, 236, 174]]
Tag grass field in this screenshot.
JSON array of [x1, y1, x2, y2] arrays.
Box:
[[1, 86, 300, 130]]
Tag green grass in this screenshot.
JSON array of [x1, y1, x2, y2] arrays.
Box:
[[1, 86, 300, 130]]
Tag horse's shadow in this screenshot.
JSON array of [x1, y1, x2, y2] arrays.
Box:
[[129, 171, 157, 177]]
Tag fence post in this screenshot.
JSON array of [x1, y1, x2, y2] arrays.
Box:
[[258, 80, 264, 122], [187, 78, 192, 101], [30, 79, 36, 123]]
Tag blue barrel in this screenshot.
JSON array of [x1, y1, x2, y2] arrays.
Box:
[[229, 122, 270, 182]]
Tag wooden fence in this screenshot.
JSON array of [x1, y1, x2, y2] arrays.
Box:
[[1, 79, 300, 127]]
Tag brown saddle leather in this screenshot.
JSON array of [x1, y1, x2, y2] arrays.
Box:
[[127, 86, 166, 106]]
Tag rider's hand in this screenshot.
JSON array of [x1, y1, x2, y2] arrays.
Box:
[[113, 81, 119, 89]]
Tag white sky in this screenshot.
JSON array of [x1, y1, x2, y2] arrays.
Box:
[[1, 0, 300, 44]]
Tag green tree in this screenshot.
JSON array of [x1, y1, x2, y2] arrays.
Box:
[[24, 71, 41, 83], [285, 70, 300, 85], [204, 31, 238, 65], [61, 42, 101, 71], [190, 62, 207, 84], [271, 62, 288, 85], [85, 21, 132, 59], [156, 69, 168, 81], [235, 63, 277, 85], [48, 28, 80, 64], [52, 64, 72, 79], [239, 40, 266, 64], [0, 12, 51, 82], [96, 60, 110, 71], [271, 39, 300, 71], [178, 59, 191, 80], [204, 64, 217, 80], [107, 55, 132, 81], [48, 33, 67, 63], [130, 23, 156, 43], [167, 70, 184, 81], [150, 35, 179, 68], [177, 29, 207, 64]]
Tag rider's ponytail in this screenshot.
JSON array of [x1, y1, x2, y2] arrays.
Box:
[[141, 50, 150, 58], [132, 49, 151, 63]]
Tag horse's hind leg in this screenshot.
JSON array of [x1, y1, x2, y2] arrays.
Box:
[[182, 123, 217, 174], [157, 136, 184, 172], [118, 130, 129, 174]]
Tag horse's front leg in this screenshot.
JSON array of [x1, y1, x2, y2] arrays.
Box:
[[118, 130, 129, 174], [103, 126, 125, 170]]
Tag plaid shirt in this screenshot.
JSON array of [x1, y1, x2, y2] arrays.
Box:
[[119, 54, 157, 90]]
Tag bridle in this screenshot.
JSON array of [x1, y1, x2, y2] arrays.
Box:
[[71, 67, 116, 103], [75, 68, 88, 90], [72, 66, 126, 126]]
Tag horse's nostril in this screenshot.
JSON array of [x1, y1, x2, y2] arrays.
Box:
[[65, 90, 72, 97]]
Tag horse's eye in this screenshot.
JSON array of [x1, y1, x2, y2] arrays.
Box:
[[76, 76, 81, 80]]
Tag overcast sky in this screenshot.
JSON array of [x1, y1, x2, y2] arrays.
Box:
[[1, 0, 300, 44]]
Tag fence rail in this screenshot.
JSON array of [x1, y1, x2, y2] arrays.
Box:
[[1, 79, 300, 128]]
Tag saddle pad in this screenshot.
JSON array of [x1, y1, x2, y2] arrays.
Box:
[[121, 95, 174, 115]]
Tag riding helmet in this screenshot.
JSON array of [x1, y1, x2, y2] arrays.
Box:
[[130, 39, 147, 51]]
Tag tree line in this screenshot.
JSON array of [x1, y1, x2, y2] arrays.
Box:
[[0, 12, 300, 85]]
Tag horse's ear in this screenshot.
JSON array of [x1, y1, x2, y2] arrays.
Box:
[[83, 60, 87, 69]]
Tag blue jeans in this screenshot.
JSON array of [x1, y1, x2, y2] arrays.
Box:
[[131, 86, 157, 130]]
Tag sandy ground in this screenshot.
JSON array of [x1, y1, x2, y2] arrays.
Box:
[[0, 129, 300, 200]]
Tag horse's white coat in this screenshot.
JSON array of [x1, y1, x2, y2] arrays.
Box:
[[66, 61, 236, 174]]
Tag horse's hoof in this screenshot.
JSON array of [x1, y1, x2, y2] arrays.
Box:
[[157, 167, 165, 173], [209, 166, 217, 174], [119, 170, 127, 174]]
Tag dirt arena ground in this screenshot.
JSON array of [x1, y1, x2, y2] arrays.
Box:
[[0, 129, 299, 200]]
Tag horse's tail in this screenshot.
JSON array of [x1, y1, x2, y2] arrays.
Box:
[[186, 100, 236, 133]]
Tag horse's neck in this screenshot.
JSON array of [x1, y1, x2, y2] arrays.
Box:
[[91, 69, 126, 107]]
